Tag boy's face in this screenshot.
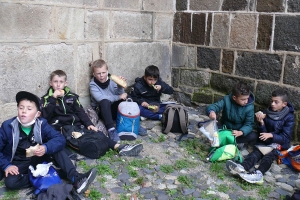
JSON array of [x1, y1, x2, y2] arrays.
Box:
[[50, 75, 67, 91], [232, 95, 249, 107], [144, 76, 157, 87], [271, 96, 287, 112], [18, 100, 40, 124], [93, 66, 108, 83]]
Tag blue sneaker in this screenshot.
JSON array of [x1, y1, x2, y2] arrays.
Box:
[[108, 128, 120, 143]]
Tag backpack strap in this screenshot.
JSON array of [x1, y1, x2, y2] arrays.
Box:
[[163, 106, 175, 134], [177, 107, 187, 134]]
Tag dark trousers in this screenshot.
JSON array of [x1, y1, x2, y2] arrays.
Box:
[[241, 148, 278, 174], [139, 104, 166, 120], [5, 148, 76, 190], [98, 99, 122, 130]]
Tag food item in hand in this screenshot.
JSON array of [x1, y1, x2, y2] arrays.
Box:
[[148, 105, 159, 112], [255, 111, 266, 118], [60, 90, 65, 96], [152, 84, 158, 90], [26, 144, 40, 157], [110, 74, 127, 88], [72, 131, 83, 139]]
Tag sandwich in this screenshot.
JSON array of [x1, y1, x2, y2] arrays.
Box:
[[26, 144, 40, 157], [110, 74, 127, 89], [148, 105, 159, 112], [255, 111, 266, 118]]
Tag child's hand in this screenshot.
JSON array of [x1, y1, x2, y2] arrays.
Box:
[[259, 133, 273, 141], [255, 111, 265, 125], [88, 125, 98, 132], [5, 165, 19, 177], [141, 102, 149, 108], [53, 90, 64, 98], [154, 85, 161, 91], [232, 130, 243, 137], [209, 111, 216, 120], [118, 76, 126, 81], [119, 93, 127, 100], [34, 145, 46, 157]]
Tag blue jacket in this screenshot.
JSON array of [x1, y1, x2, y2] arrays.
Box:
[[206, 93, 255, 136], [258, 103, 295, 150], [0, 117, 66, 172]]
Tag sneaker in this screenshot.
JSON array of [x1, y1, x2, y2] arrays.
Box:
[[108, 128, 120, 143], [118, 143, 143, 156], [74, 168, 97, 194], [139, 126, 148, 136], [140, 116, 147, 121], [239, 170, 264, 185], [226, 160, 246, 175]]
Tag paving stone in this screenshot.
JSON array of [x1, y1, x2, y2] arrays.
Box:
[[281, 183, 294, 192], [257, 0, 285, 12], [182, 187, 195, 195]]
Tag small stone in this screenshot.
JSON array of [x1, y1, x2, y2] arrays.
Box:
[[165, 175, 177, 180], [143, 181, 152, 187], [157, 183, 166, 190], [265, 176, 276, 184], [129, 185, 141, 192], [295, 179, 300, 188], [166, 184, 178, 189], [281, 183, 294, 192], [268, 191, 280, 199], [181, 188, 195, 195], [271, 165, 282, 173], [139, 187, 153, 194]]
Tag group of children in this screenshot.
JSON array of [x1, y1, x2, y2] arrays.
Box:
[[0, 58, 295, 195]]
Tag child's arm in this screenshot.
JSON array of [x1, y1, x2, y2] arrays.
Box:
[[0, 126, 12, 173], [72, 96, 94, 128], [156, 79, 173, 94], [271, 115, 295, 145], [238, 107, 255, 136], [40, 96, 56, 121], [206, 98, 225, 117], [130, 84, 150, 105]]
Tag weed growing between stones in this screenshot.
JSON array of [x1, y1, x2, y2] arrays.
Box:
[[0, 180, 4, 187], [135, 176, 144, 185], [98, 176, 107, 187], [217, 184, 230, 193], [166, 188, 178, 196], [150, 134, 166, 143], [258, 185, 272, 199], [119, 193, 127, 200], [200, 190, 218, 199], [96, 163, 117, 177], [127, 166, 138, 177], [3, 190, 18, 200], [210, 162, 226, 180], [237, 197, 256, 200], [174, 159, 197, 170], [128, 157, 151, 168], [174, 196, 196, 200], [89, 188, 103, 200], [179, 138, 209, 160], [77, 160, 91, 171], [160, 164, 175, 173], [177, 175, 193, 188], [98, 149, 118, 162]]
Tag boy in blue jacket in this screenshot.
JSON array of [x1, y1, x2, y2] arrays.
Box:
[[206, 81, 257, 145], [226, 88, 295, 184], [0, 91, 96, 193]]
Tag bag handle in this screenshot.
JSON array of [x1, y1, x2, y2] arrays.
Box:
[[126, 98, 133, 102]]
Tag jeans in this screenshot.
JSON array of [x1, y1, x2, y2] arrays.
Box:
[[139, 104, 166, 120], [98, 99, 122, 129]]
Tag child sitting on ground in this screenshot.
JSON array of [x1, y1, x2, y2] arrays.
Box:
[[130, 65, 174, 120], [41, 70, 143, 157], [206, 81, 257, 145], [0, 91, 96, 194], [226, 88, 295, 184]]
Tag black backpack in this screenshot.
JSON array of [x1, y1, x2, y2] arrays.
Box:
[[61, 125, 110, 159], [161, 104, 189, 136]]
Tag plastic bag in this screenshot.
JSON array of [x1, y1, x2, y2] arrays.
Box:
[[199, 120, 219, 147]]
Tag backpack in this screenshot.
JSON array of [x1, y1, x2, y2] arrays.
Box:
[[61, 125, 110, 159], [116, 98, 140, 140], [161, 104, 188, 135], [278, 145, 300, 171]]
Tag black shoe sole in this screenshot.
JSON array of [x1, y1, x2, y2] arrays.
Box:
[[119, 144, 143, 156], [76, 168, 97, 194]]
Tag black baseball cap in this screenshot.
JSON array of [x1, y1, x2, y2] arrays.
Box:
[[16, 91, 41, 111]]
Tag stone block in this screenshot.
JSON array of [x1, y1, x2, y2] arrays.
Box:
[[103, 0, 140, 10], [274, 16, 300, 52], [192, 89, 213, 104], [214, 93, 225, 103], [230, 14, 256, 49], [176, 0, 187, 11], [0, 103, 16, 125], [288, 0, 300, 12], [236, 51, 282, 82], [154, 14, 173, 40], [56, 7, 85, 40], [222, 50, 234, 74], [109, 12, 152, 40], [212, 13, 230, 48], [283, 55, 300, 87], [173, 12, 191, 43], [197, 47, 220, 70], [172, 45, 187, 67], [190, 0, 222, 11], [188, 47, 196, 69], [172, 68, 180, 88], [142, 0, 174, 12], [205, 13, 212, 46], [104, 42, 171, 86], [179, 86, 194, 94], [257, 15, 273, 50], [85, 10, 109, 40], [173, 92, 192, 106], [191, 13, 206, 45], [249, 0, 256, 11], [180, 70, 210, 88], [30, 0, 97, 6], [255, 82, 278, 105], [210, 74, 255, 94], [0, 44, 75, 103], [257, 0, 285, 12], [0, 3, 52, 39], [222, 0, 248, 11]]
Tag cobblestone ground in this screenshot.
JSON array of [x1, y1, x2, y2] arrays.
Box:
[[0, 105, 299, 200]]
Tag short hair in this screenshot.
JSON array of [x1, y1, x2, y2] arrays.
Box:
[[50, 70, 67, 81], [272, 88, 288, 102], [89, 59, 108, 77], [144, 65, 160, 79], [232, 81, 250, 97]]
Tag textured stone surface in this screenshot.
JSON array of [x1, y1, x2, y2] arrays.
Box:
[[192, 89, 213, 104], [154, 14, 173, 40], [104, 42, 171, 86], [109, 12, 152, 40], [257, 0, 285, 12], [85, 10, 108, 40], [0, 3, 52, 39], [230, 14, 256, 49], [222, 0, 248, 11], [190, 0, 221, 11], [197, 47, 221, 70], [212, 13, 230, 48], [188, 47, 196, 69], [176, 0, 187, 11], [222, 50, 234, 74], [235, 51, 282, 82], [173, 12, 191, 43], [172, 45, 187, 67], [172, 68, 180, 88], [284, 55, 300, 87], [173, 92, 192, 106], [210, 74, 255, 94], [191, 13, 206, 45], [288, 0, 300, 12], [274, 16, 300, 52], [205, 13, 212, 46], [249, 0, 256, 11], [0, 103, 16, 125], [103, 0, 140, 9], [180, 70, 210, 88], [30, 0, 97, 6], [257, 15, 273, 50], [142, 0, 174, 12], [255, 82, 279, 105]]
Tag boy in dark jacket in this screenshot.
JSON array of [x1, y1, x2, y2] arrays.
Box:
[[206, 81, 257, 145], [130, 65, 174, 120], [0, 91, 96, 193], [226, 89, 295, 184]]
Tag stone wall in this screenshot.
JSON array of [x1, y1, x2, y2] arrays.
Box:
[[173, 0, 300, 141], [0, 0, 175, 123]]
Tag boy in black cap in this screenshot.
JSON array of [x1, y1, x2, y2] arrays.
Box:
[[0, 91, 96, 194]]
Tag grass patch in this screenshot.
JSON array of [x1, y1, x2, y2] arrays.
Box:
[[98, 176, 107, 187], [177, 175, 193, 188], [3, 190, 18, 200], [89, 188, 103, 200], [179, 139, 209, 160], [200, 191, 218, 199], [209, 162, 225, 180], [217, 184, 230, 193], [150, 134, 166, 143], [174, 159, 197, 170], [127, 166, 138, 177], [128, 158, 151, 168], [77, 160, 92, 171], [96, 163, 117, 177], [135, 176, 144, 185], [166, 188, 178, 196], [160, 165, 174, 174], [258, 185, 272, 198], [98, 149, 118, 161], [174, 196, 196, 200]]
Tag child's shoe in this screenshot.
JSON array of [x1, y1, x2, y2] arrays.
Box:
[[226, 160, 246, 175], [118, 143, 143, 156], [108, 128, 120, 143], [239, 170, 263, 185], [73, 168, 97, 194], [138, 126, 148, 136]]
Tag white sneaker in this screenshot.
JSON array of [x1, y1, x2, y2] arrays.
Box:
[[140, 116, 147, 121], [239, 170, 264, 185], [226, 160, 246, 175], [119, 143, 143, 156]]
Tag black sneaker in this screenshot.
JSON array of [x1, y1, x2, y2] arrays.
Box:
[[118, 143, 143, 156], [74, 168, 97, 194]]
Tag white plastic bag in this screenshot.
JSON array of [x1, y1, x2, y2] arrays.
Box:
[[199, 120, 219, 147], [29, 162, 53, 177]]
